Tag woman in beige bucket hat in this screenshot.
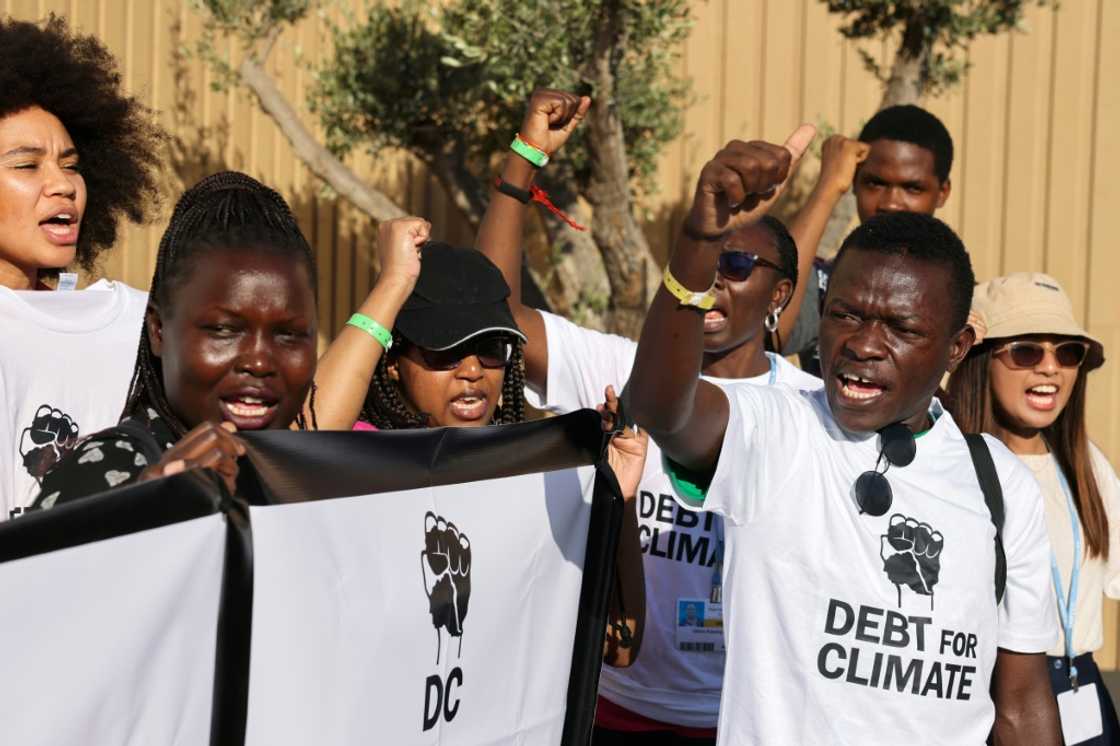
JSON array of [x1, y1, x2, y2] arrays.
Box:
[[948, 272, 1118, 744]]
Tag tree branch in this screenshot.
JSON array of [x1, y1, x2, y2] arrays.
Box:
[[582, 0, 660, 337], [237, 54, 406, 222]]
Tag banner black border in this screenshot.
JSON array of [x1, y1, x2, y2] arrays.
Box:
[[561, 462, 623, 746], [0, 410, 613, 746]]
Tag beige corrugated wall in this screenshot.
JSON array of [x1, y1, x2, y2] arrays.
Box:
[[6, 0, 1119, 661]]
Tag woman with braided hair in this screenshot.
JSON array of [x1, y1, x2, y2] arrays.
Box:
[[34, 172, 319, 507], [355, 238, 530, 431]]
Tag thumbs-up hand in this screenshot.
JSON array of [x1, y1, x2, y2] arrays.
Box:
[[518, 88, 592, 157], [685, 124, 816, 239]]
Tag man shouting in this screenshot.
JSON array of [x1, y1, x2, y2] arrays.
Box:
[[627, 132, 1060, 744]]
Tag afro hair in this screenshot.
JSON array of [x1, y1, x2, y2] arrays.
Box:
[[0, 14, 164, 272]]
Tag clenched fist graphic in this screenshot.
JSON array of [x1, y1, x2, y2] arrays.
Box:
[[880, 514, 943, 609], [19, 405, 80, 482], [421, 512, 471, 664]]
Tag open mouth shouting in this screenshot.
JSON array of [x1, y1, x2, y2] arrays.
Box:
[[218, 389, 280, 430], [449, 388, 489, 422], [1024, 383, 1060, 412], [837, 372, 887, 403], [39, 209, 80, 246], [703, 307, 728, 333]]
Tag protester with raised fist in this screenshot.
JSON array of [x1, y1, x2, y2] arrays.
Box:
[[356, 241, 529, 430], [0, 14, 164, 516], [312, 215, 430, 431], [33, 172, 319, 507], [475, 89, 821, 744], [349, 227, 648, 666], [948, 273, 1120, 744], [781, 105, 954, 375], [626, 132, 1060, 741]]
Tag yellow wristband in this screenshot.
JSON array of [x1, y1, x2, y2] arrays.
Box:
[[662, 265, 716, 310]]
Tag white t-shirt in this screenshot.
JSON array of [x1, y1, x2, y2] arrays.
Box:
[[524, 311, 822, 727], [0, 280, 147, 516], [675, 384, 1056, 745], [1019, 444, 1120, 657]]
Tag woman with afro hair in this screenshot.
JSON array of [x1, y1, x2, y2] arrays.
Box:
[[0, 14, 164, 516]]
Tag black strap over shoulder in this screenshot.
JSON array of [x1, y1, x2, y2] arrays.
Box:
[[964, 433, 1008, 605]]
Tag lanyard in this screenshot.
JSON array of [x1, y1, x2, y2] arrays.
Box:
[[1049, 458, 1082, 689], [764, 353, 777, 386], [710, 516, 724, 603]]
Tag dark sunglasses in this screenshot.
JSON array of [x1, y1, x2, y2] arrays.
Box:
[[992, 340, 1089, 369], [854, 423, 916, 517], [717, 251, 785, 282], [409, 336, 514, 371]]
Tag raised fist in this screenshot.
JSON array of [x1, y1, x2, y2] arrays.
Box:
[[518, 88, 591, 157], [818, 134, 871, 197], [376, 216, 429, 292], [19, 405, 80, 481], [421, 512, 472, 663], [685, 124, 816, 239], [880, 513, 943, 609]]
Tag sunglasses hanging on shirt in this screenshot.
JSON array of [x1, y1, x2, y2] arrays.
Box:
[[854, 423, 917, 517]]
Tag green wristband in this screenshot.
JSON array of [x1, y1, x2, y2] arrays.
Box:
[[510, 135, 549, 168], [347, 313, 393, 351]]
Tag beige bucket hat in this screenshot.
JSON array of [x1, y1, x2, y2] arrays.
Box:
[[969, 272, 1105, 370]]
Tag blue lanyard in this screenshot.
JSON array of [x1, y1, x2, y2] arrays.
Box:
[[1049, 458, 1081, 688], [710, 516, 724, 603], [765, 353, 777, 386]]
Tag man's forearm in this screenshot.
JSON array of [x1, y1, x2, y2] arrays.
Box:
[[629, 231, 721, 465], [991, 650, 1061, 746]]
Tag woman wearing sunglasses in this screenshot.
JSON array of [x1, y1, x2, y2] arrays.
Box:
[[475, 89, 821, 745], [357, 242, 528, 429], [948, 272, 1118, 744]]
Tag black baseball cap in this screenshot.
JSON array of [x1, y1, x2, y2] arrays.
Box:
[[395, 242, 526, 351]]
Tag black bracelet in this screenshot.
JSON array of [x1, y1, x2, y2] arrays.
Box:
[[681, 220, 729, 243], [494, 176, 532, 204]]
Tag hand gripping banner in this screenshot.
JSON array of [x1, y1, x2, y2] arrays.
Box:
[[0, 410, 622, 746]]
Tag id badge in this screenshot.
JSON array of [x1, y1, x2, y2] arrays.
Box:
[[675, 598, 724, 653], [1057, 682, 1103, 744]]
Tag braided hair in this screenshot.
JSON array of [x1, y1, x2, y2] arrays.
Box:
[[121, 171, 318, 436], [360, 331, 527, 430]]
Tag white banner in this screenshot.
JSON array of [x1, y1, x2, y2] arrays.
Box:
[[244, 466, 596, 746], [0, 513, 227, 745]]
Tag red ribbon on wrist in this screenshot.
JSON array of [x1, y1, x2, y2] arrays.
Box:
[[529, 184, 587, 231]]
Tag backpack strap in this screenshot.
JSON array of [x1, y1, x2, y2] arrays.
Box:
[[964, 433, 1008, 605]]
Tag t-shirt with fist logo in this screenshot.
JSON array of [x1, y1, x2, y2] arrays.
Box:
[[0, 280, 146, 517], [671, 384, 1056, 744], [523, 311, 822, 729]]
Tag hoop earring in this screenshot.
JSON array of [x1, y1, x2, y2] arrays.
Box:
[[764, 308, 781, 333]]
